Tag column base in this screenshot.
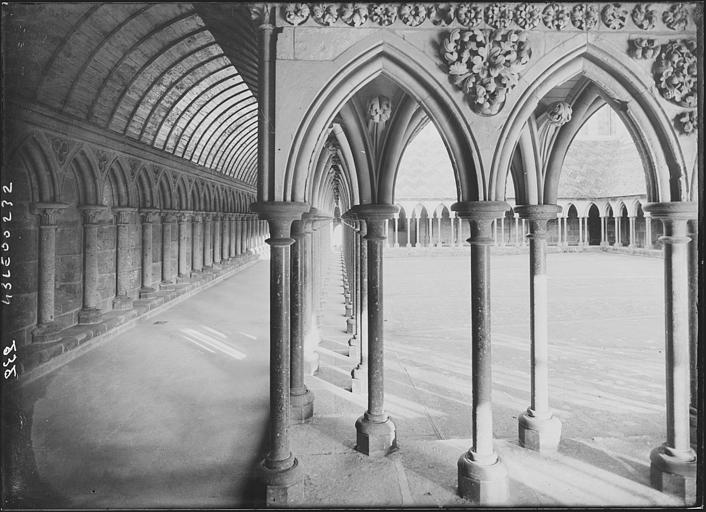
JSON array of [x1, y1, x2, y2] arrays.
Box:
[[112, 295, 133, 310], [290, 388, 314, 424], [354, 414, 396, 457], [346, 316, 355, 334], [78, 307, 102, 325], [351, 363, 366, 393], [649, 444, 697, 503], [344, 305, 352, 318], [176, 274, 191, 284], [139, 287, 158, 299], [394, 243, 399, 247], [303, 351, 319, 376], [31, 322, 62, 343], [259, 454, 301, 507], [348, 341, 360, 363], [518, 410, 562, 453], [159, 281, 176, 291], [457, 451, 509, 505]]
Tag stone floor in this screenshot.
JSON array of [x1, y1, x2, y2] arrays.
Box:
[[8, 251, 689, 508]]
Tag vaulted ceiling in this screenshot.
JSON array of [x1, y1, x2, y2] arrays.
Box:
[[4, 3, 259, 186]]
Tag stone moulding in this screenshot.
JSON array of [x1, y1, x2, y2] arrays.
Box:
[[441, 28, 531, 116], [653, 39, 697, 107]]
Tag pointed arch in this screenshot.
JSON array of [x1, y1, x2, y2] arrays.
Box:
[[11, 133, 59, 203]]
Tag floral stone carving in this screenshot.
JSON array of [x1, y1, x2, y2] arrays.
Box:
[[341, 3, 368, 27], [675, 110, 696, 135], [399, 3, 427, 27], [663, 3, 689, 31], [311, 4, 339, 25], [456, 3, 483, 28], [601, 3, 628, 30], [283, 3, 310, 25], [485, 3, 512, 29], [628, 38, 660, 59], [430, 4, 456, 26], [368, 96, 392, 124], [570, 4, 599, 30], [631, 3, 657, 30], [370, 4, 397, 26], [546, 101, 573, 126], [441, 29, 532, 116], [542, 3, 570, 31], [51, 137, 70, 165], [654, 39, 697, 107], [514, 3, 540, 30]]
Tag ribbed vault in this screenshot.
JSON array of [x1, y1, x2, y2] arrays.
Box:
[[4, 3, 258, 185]]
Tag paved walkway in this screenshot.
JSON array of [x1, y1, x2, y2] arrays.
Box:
[[14, 251, 685, 508]]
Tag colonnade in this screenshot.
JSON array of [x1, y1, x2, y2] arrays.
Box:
[[29, 202, 266, 344], [252, 200, 698, 506]]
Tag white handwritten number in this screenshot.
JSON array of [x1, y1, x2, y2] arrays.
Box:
[[2, 184, 12, 194], [3, 340, 16, 355]]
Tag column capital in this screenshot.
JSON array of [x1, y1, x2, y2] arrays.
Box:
[[513, 204, 562, 221], [348, 203, 399, 222], [139, 208, 160, 223], [112, 206, 137, 225], [78, 204, 109, 225], [177, 211, 193, 223], [161, 210, 177, 223], [31, 202, 69, 225], [451, 201, 510, 221], [644, 201, 697, 221], [191, 211, 203, 222], [250, 201, 309, 240], [202, 212, 213, 221]]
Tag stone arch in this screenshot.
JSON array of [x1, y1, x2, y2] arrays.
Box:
[[135, 167, 155, 209], [491, 41, 686, 204], [65, 148, 100, 205], [105, 159, 132, 207], [286, 31, 483, 205], [157, 173, 173, 210], [175, 176, 190, 210], [10, 134, 59, 203]]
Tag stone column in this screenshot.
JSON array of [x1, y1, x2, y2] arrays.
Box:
[[686, 219, 697, 446], [457, 216, 463, 247], [451, 201, 509, 505], [160, 212, 176, 289], [203, 213, 213, 269], [393, 216, 399, 247], [436, 215, 443, 247], [516, 215, 521, 246], [600, 216, 607, 246], [30, 203, 68, 342], [113, 207, 136, 309], [406, 217, 411, 247], [222, 213, 230, 262], [234, 214, 243, 256], [516, 205, 562, 453], [629, 216, 636, 247], [414, 217, 420, 247], [351, 219, 368, 393], [250, 201, 308, 502], [346, 218, 359, 350], [290, 219, 314, 423], [176, 212, 191, 282], [229, 214, 236, 259], [499, 217, 505, 247], [139, 209, 159, 298], [301, 214, 319, 374], [556, 215, 562, 246], [644, 202, 697, 503], [78, 205, 108, 324], [351, 204, 398, 457], [212, 214, 222, 265], [614, 216, 620, 247], [191, 213, 203, 273], [646, 214, 653, 249]]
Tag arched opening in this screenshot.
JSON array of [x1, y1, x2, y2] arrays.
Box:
[[566, 204, 579, 246], [605, 204, 615, 245], [619, 204, 630, 247], [587, 204, 601, 246]]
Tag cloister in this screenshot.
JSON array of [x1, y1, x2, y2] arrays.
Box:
[[1, 2, 702, 508]]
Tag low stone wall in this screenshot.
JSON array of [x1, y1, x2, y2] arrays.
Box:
[[383, 245, 664, 258]]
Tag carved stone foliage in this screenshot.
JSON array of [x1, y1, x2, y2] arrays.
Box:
[[311, 3, 339, 25], [441, 29, 531, 116], [367, 96, 392, 124], [429, 4, 456, 26], [249, 4, 272, 25], [341, 3, 368, 27], [542, 3, 570, 31], [514, 3, 540, 29], [50, 137, 70, 166], [631, 3, 657, 30], [485, 3, 512, 29], [399, 3, 427, 27], [370, 4, 397, 26], [570, 4, 599, 30], [675, 110, 696, 135], [546, 101, 573, 126], [283, 3, 310, 25], [628, 38, 660, 59], [601, 3, 628, 30], [456, 4, 484, 27], [654, 40, 697, 107], [663, 3, 688, 30]]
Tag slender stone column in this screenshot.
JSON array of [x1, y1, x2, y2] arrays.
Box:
[[629, 216, 636, 247], [350, 204, 398, 457], [176, 212, 191, 281], [499, 217, 505, 247], [644, 202, 697, 503], [457, 216, 463, 247], [229, 214, 236, 259], [301, 214, 319, 374], [451, 200, 510, 505], [213, 214, 222, 265], [234, 214, 243, 256], [78, 205, 108, 324], [350, 219, 368, 391], [436, 216, 443, 247], [161, 212, 176, 289], [290, 219, 315, 423], [346, 218, 359, 350], [599, 216, 607, 246], [686, 219, 697, 445], [190, 213, 203, 272], [222, 213, 230, 261], [414, 217, 419, 247], [406, 218, 411, 247], [113, 207, 136, 309], [203, 213, 213, 269], [516, 205, 562, 452], [393, 216, 399, 247], [139, 209, 159, 298], [646, 214, 653, 249], [614, 216, 620, 247], [516, 215, 522, 246], [30, 203, 68, 342], [251, 201, 307, 503], [521, 219, 527, 246]]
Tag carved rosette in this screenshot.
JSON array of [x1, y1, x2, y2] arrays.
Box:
[[430, 3, 456, 26], [311, 3, 339, 25], [631, 3, 657, 30], [675, 110, 697, 135], [546, 101, 573, 126], [341, 3, 368, 27], [514, 3, 540, 30], [368, 96, 392, 124], [628, 38, 661, 59], [399, 3, 427, 27], [370, 4, 397, 26], [51, 137, 70, 166], [283, 3, 310, 25], [485, 3, 512, 29], [542, 3, 570, 31], [601, 3, 628, 30], [570, 4, 599, 30], [441, 29, 531, 116], [456, 3, 484, 28], [654, 40, 697, 107], [663, 3, 688, 30]]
